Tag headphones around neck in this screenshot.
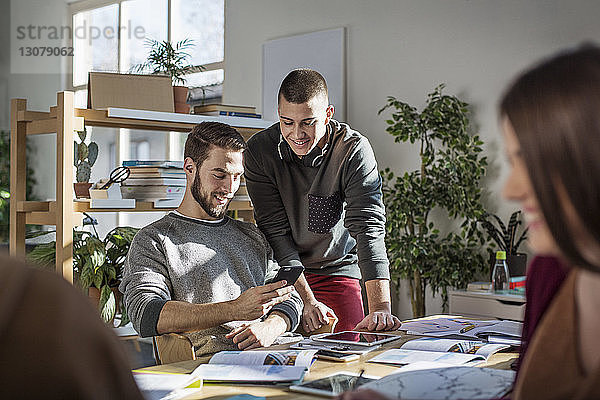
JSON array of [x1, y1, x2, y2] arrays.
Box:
[[277, 127, 330, 168]]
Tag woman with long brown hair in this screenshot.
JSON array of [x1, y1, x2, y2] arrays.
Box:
[[500, 44, 600, 399]]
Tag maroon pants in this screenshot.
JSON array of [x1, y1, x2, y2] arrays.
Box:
[[305, 272, 365, 332]]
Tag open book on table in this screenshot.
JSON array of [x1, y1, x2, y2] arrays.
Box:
[[368, 337, 511, 366], [189, 349, 317, 384], [400, 317, 522, 341]]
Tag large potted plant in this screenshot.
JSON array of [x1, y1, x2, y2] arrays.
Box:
[[28, 222, 139, 324], [480, 210, 529, 277], [132, 38, 205, 113], [379, 84, 489, 317]]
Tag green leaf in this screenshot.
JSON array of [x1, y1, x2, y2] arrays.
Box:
[[118, 300, 130, 327], [99, 285, 116, 323], [93, 268, 103, 289]]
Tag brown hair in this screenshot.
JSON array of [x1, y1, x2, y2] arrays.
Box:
[[500, 44, 600, 271], [184, 121, 246, 166], [278, 68, 328, 104]]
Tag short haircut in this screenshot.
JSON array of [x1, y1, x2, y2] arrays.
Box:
[[278, 68, 328, 104], [184, 121, 247, 166], [499, 44, 600, 271]]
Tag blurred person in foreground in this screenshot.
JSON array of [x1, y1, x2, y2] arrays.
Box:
[[337, 44, 600, 400], [0, 253, 143, 399]]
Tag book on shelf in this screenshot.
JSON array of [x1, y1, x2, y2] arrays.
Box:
[[195, 111, 262, 118], [128, 170, 186, 179], [122, 177, 186, 186], [189, 349, 316, 383], [232, 195, 251, 201], [127, 166, 184, 174], [193, 104, 256, 114], [466, 281, 492, 291], [368, 337, 511, 367], [121, 185, 185, 200], [123, 160, 184, 169], [153, 198, 183, 208]]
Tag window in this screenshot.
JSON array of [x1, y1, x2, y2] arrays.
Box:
[[69, 0, 225, 106], [68, 0, 224, 229]]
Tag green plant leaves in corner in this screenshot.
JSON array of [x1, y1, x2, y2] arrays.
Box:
[[379, 85, 489, 317]]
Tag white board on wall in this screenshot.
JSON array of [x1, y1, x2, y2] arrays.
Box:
[[262, 27, 346, 122]]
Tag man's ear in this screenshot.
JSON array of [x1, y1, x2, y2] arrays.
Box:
[[183, 157, 196, 176], [325, 104, 335, 124]]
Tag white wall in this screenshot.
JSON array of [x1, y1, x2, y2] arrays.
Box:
[[223, 0, 600, 319]]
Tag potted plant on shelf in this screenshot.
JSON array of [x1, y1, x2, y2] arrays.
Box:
[[480, 210, 529, 277], [28, 221, 139, 325], [379, 84, 489, 318], [73, 128, 98, 198], [132, 38, 205, 113]]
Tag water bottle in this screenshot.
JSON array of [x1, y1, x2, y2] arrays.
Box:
[[492, 251, 510, 291]]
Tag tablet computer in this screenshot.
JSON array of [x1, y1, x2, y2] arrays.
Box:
[[312, 331, 401, 347], [289, 372, 378, 397]]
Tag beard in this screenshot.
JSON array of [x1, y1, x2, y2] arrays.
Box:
[[190, 169, 231, 219]]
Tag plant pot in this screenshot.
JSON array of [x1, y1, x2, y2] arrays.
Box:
[[489, 252, 528, 279], [174, 102, 191, 114], [73, 182, 92, 198], [173, 86, 190, 114]]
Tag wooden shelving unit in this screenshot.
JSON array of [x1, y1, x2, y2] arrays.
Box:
[[10, 91, 271, 283]]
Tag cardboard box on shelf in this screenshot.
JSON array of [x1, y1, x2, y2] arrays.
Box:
[[87, 72, 174, 112]]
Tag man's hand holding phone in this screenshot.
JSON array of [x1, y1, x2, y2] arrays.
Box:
[[230, 281, 295, 321], [273, 265, 305, 286]]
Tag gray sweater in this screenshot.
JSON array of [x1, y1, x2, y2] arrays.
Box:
[[120, 212, 302, 356], [244, 120, 389, 281]]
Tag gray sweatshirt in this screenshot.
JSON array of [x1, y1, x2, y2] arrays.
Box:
[[119, 212, 302, 356], [244, 120, 390, 281]]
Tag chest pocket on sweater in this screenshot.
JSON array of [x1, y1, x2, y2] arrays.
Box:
[[308, 192, 343, 234]]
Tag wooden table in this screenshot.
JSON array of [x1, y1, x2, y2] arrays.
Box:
[[138, 332, 518, 399]]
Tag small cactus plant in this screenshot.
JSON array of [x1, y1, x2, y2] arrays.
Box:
[[74, 128, 98, 183]]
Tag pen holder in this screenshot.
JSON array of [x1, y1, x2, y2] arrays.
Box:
[[89, 182, 122, 200]]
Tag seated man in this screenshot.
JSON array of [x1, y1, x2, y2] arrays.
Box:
[[120, 121, 303, 356]]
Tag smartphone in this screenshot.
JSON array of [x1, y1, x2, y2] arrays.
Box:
[[273, 265, 304, 286], [316, 349, 360, 363]]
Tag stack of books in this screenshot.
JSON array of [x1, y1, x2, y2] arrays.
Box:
[[193, 104, 262, 119], [121, 161, 186, 206], [233, 177, 250, 202]]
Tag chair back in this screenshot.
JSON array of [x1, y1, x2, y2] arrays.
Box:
[[153, 333, 195, 365]]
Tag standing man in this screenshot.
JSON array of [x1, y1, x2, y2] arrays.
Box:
[[120, 122, 302, 356], [244, 69, 401, 333]]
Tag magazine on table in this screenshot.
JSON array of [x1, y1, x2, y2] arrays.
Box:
[[368, 337, 511, 366], [189, 349, 317, 383], [401, 317, 522, 340], [133, 371, 202, 400], [360, 365, 515, 400]]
